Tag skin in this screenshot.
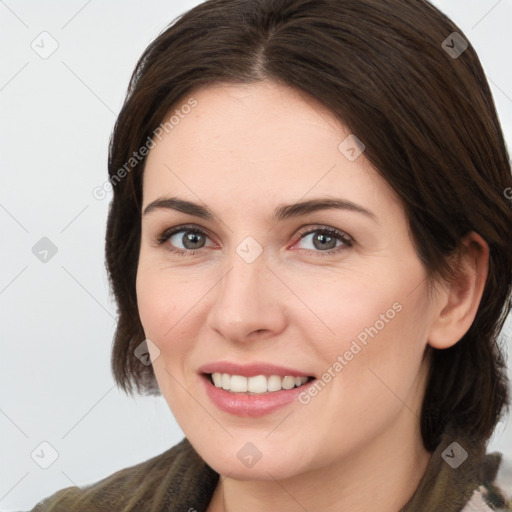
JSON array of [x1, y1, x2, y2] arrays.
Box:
[[136, 80, 489, 512]]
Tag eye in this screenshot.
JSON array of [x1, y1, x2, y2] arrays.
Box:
[[154, 225, 213, 255], [294, 226, 353, 256], [153, 224, 353, 257]]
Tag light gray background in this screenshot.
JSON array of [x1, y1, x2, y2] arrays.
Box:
[[1, 1, 511, 510]]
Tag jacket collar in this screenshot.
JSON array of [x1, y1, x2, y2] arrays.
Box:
[[158, 424, 498, 511], [400, 423, 491, 511]]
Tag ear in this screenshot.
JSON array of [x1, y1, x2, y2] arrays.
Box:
[[427, 232, 489, 350]]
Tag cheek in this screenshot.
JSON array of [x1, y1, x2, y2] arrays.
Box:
[[136, 270, 168, 338], [286, 258, 427, 352], [329, 294, 429, 422], [291, 259, 431, 404], [135, 260, 210, 380], [135, 265, 199, 414], [136, 258, 194, 337]]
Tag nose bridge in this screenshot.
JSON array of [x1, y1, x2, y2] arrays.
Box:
[[207, 241, 285, 340], [218, 246, 267, 320]]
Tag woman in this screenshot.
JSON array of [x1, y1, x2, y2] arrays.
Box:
[[32, 0, 512, 510]]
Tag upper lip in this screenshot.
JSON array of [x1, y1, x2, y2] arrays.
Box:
[[198, 361, 315, 378]]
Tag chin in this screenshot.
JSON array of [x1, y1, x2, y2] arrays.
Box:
[[188, 433, 310, 480], [208, 453, 305, 481]]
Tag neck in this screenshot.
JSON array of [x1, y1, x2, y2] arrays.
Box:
[[207, 414, 432, 512]]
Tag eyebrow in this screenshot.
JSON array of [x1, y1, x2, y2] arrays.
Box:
[[142, 196, 377, 222]]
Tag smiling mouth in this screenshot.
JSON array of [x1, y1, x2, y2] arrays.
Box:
[[206, 372, 316, 394]]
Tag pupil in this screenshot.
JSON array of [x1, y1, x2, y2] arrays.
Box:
[[314, 233, 335, 250], [184, 232, 204, 249]]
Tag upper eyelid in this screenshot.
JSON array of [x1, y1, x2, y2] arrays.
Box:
[[299, 226, 352, 239]]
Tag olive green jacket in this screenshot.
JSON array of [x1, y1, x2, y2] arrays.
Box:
[[30, 425, 511, 512]]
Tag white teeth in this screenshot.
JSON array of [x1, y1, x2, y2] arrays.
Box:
[[247, 375, 268, 393], [267, 375, 282, 392], [212, 373, 222, 387], [230, 374, 248, 393], [210, 372, 310, 394], [282, 376, 295, 390]]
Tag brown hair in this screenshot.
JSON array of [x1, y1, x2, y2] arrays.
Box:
[[105, 0, 512, 451]]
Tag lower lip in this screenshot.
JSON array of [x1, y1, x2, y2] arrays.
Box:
[[201, 374, 315, 417]]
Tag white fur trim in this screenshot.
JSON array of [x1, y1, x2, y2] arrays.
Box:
[[461, 488, 494, 511]]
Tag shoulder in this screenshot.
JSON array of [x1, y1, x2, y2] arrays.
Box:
[[29, 437, 218, 512]]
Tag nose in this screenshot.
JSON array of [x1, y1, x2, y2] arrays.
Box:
[[206, 248, 287, 343]]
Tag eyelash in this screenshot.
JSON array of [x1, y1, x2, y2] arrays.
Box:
[[153, 224, 354, 257]]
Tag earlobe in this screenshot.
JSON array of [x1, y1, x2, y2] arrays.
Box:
[[427, 232, 489, 350]]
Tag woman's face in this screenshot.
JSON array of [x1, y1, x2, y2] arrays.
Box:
[[136, 81, 438, 480]]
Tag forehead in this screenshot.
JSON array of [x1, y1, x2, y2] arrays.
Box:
[[155, 81, 345, 160], [142, 81, 398, 219]]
